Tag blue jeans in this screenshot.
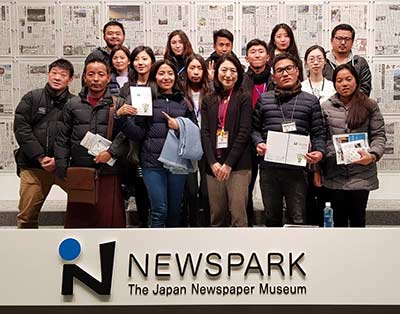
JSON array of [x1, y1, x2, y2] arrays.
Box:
[[142, 168, 187, 228]]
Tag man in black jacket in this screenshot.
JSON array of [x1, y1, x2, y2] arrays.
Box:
[[241, 38, 272, 226], [14, 59, 74, 228], [206, 29, 234, 80], [251, 53, 326, 227], [323, 23, 371, 96]]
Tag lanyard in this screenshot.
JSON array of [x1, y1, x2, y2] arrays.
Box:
[[254, 83, 266, 97], [308, 78, 325, 100], [279, 95, 298, 123], [178, 66, 186, 76], [218, 89, 233, 130]]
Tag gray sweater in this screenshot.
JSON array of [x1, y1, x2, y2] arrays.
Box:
[[320, 94, 386, 191]]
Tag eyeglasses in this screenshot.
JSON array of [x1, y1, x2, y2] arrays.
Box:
[[334, 36, 352, 43], [307, 57, 325, 63], [274, 64, 297, 75]]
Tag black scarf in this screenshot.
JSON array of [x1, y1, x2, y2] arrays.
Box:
[[274, 81, 302, 101], [248, 67, 271, 85], [45, 83, 70, 107]]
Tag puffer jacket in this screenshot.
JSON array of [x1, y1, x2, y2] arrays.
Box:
[[321, 94, 386, 191], [54, 88, 126, 178], [323, 52, 372, 96], [14, 84, 74, 169], [251, 90, 326, 169], [118, 91, 195, 169]]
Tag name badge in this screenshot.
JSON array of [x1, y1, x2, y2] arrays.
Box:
[[282, 122, 297, 133], [216, 129, 229, 149]]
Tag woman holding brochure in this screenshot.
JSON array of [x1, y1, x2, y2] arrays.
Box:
[[118, 59, 197, 228], [116, 46, 156, 227], [321, 64, 386, 227], [201, 53, 252, 227]]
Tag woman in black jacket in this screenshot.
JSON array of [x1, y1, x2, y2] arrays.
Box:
[[118, 59, 195, 228], [201, 53, 252, 227]]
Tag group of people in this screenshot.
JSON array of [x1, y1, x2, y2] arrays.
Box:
[[13, 20, 386, 229]]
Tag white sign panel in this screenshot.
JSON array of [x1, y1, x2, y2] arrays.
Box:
[[0, 229, 400, 305]]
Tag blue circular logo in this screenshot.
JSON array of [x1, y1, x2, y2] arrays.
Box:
[[59, 238, 81, 261]]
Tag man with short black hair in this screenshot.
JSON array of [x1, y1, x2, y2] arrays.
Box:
[[206, 29, 234, 79], [14, 59, 75, 228], [242, 38, 273, 226], [323, 23, 371, 96], [252, 53, 326, 227], [84, 21, 126, 67]]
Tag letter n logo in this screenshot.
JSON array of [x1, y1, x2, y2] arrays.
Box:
[[58, 238, 116, 295]]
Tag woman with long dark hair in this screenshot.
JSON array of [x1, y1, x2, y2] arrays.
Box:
[[267, 23, 304, 81], [116, 46, 156, 227], [164, 30, 194, 80], [201, 53, 252, 227], [109, 45, 130, 95], [182, 54, 210, 227], [321, 64, 386, 227], [119, 59, 197, 228]]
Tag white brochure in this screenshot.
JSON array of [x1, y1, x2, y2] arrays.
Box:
[[80, 131, 116, 166], [332, 132, 369, 165], [129, 86, 153, 116], [265, 131, 310, 167]]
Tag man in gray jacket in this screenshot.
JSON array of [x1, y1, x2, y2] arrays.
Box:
[[323, 23, 371, 96]]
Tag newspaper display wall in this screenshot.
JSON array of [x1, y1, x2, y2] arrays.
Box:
[[378, 120, 400, 172], [69, 61, 84, 96], [240, 4, 278, 57], [107, 4, 145, 50], [285, 4, 324, 57], [0, 63, 12, 116], [62, 5, 101, 56], [374, 3, 400, 56], [17, 62, 48, 101], [0, 118, 16, 171], [196, 3, 235, 56], [0, 5, 11, 55], [150, 4, 190, 56], [372, 62, 400, 113], [329, 3, 368, 56], [17, 5, 56, 56]]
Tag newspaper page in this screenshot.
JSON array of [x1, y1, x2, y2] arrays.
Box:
[[0, 63, 13, 116], [332, 133, 369, 165], [0, 5, 11, 55], [285, 4, 323, 57], [62, 5, 101, 56], [70, 61, 84, 96], [150, 4, 190, 56], [196, 4, 235, 57], [329, 4, 368, 55], [17, 5, 56, 55], [378, 120, 400, 172], [372, 62, 400, 114], [240, 4, 278, 57], [375, 3, 400, 56], [18, 62, 48, 100], [108, 5, 145, 50], [0, 118, 16, 172]]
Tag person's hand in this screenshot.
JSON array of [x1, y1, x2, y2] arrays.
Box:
[[38, 156, 56, 172], [352, 150, 375, 165], [256, 142, 267, 156], [305, 151, 323, 164], [313, 171, 322, 187], [207, 60, 215, 81], [94, 151, 112, 164], [162, 111, 179, 130], [217, 164, 232, 181], [211, 162, 222, 178], [116, 104, 137, 117]]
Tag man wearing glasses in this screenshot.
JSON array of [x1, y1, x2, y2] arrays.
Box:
[[323, 23, 372, 96], [251, 53, 326, 227]]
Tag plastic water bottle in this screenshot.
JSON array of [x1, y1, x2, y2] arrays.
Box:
[[323, 202, 334, 227]]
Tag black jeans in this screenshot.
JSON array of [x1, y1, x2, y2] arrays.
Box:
[[260, 165, 308, 227], [325, 188, 369, 227]]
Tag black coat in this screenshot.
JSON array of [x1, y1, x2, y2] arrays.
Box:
[[118, 92, 194, 169], [251, 90, 326, 169], [14, 84, 74, 169], [201, 89, 252, 176], [55, 88, 126, 178]]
